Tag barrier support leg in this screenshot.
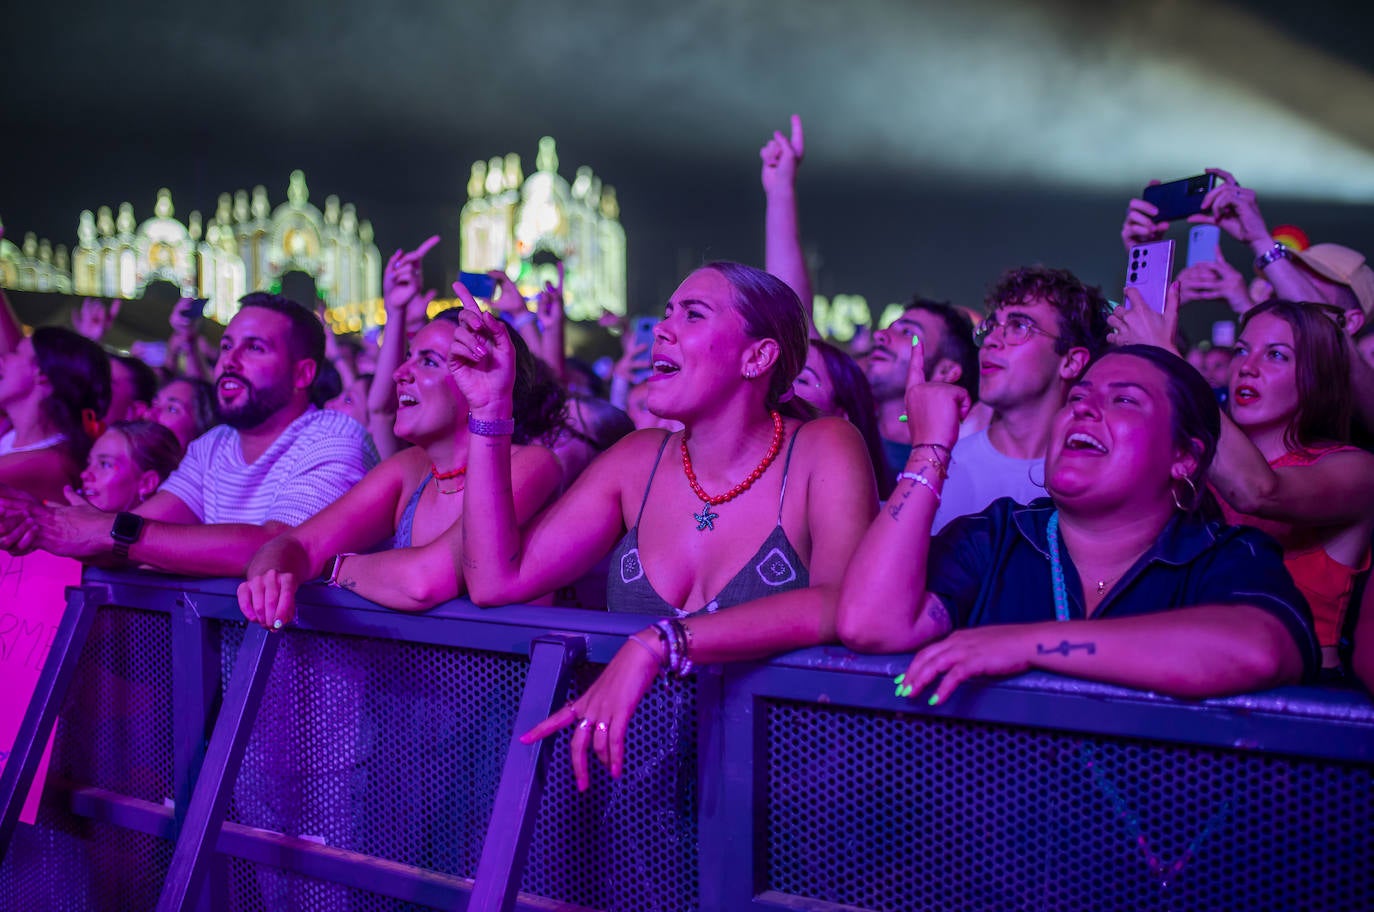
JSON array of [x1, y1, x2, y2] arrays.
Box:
[[0, 583, 105, 857], [156, 624, 280, 912], [468, 633, 587, 912]]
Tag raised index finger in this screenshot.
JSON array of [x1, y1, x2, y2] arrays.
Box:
[[789, 114, 805, 157], [906, 335, 928, 388], [413, 234, 441, 259]]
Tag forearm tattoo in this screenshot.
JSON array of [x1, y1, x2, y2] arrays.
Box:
[[1036, 640, 1096, 658], [887, 484, 913, 521]]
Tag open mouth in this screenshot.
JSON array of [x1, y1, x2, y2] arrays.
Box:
[[1233, 385, 1260, 403], [1064, 431, 1109, 454], [650, 358, 680, 379], [218, 377, 246, 395], [397, 392, 419, 408]]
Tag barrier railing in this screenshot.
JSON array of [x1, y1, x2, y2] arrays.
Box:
[[2, 570, 1372, 911]]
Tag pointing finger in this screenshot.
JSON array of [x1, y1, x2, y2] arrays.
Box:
[[789, 113, 805, 157]]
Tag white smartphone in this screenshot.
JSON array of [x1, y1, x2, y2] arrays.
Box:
[[1187, 225, 1221, 268], [1126, 240, 1175, 314]]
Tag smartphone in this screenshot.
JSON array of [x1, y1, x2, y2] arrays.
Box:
[[630, 316, 657, 383], [1142, 173, 1218, 222], [1125, 240, 1175, 314], [1186, 225, 1221, 268], [457, 271, 497, 299], [178, 297, 207, 322]]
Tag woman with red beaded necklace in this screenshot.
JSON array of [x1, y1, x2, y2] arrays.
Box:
[[237, 307, 565, 626], [451, 261, 876, 790]]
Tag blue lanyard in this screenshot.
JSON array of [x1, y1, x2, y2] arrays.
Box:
[[1046, 510, 1070, 622]]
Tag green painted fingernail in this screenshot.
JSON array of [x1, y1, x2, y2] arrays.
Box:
[[927, 694, 940, 706], [898, 414, 908, 423], [911, 334, 920, 346], [901, 685, 914, 697], [894, 685, 904, 697], [893, 673, 905, 684]]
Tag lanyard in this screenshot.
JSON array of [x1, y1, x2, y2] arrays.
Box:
[[1046, 510, 1070, 622]]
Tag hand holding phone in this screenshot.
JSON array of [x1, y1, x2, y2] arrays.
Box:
[[1141, 173, 1218, 222], [1125, 240, 1175, 314], [1186, 225, 1221, 268], [457, 272, 497, 299]]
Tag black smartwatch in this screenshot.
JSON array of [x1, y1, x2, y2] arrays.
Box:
[[110, 512, 145, 561]]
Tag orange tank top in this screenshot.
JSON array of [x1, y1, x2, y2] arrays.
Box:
[[1218, 445, 1370, 659]]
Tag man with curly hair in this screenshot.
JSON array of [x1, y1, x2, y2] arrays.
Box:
[[932, 266, 1109, 531]]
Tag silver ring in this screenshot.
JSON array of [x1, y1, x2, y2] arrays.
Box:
[[595, 721, 609, 734], [577, 717, 591, 729]]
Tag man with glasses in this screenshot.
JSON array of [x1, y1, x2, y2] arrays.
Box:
[[932, 266, 1109, 531], [866, 298, 978, 475]]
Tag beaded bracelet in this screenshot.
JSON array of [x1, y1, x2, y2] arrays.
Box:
[[468, 414, 516, 437], [898, 471, 942, 504], [652, 618, 695, 677]]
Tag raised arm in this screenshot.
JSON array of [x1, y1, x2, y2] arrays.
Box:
[[450, 303, 628, 605], [1189, 168, 1325, 303], [0, 288, 23, 353], [837, 337, 969, 652], [368, 236, 439, 457], [760, 115, 815, 337]]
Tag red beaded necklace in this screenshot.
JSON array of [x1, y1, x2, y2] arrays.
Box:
[[431, 463, 467, 496], [680, 410, 784, 531]]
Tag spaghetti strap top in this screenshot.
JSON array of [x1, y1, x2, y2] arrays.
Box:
[[392, 471, 433, 550], [605, 428, 810, 616]]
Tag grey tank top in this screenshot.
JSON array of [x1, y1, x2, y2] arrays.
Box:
[[392, 471, 433, 550], [606, 430, 808, 616]]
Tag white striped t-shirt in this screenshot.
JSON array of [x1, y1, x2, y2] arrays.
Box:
[[159, 408, 378, 526]]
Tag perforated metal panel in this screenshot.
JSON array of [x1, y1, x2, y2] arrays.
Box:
[[58, 606, 175, 803], [521, 663, 699, 911], [217, 623, 525, 894], [0, 606, 175, 906], [765, 698, 1374, 912]]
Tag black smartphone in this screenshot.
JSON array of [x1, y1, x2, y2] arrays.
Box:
[[457, 271, 497, 299], [183, 298, 207, 322], [1142, 174, 1218, 222]]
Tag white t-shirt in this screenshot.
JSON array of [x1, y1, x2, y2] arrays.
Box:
[[932, 429, 1046, 532], [159, 408, 378, 526]]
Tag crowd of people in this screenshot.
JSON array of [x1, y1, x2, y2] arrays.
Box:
[[2, 118, 1373, 794]]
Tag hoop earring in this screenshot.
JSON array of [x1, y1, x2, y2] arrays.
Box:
[[1171, 474, 1200, 511], [1027, 461, 1047, 492]]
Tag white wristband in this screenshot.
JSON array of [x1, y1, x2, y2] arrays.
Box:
[[897, 471, 942, 504]]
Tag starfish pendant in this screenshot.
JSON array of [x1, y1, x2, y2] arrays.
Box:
[[692, 505, 719, 531]]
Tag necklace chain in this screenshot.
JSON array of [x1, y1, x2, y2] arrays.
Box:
[[680, 411, 784, 529], [431, 463, 467, 496]]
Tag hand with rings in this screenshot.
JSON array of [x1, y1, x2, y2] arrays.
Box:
[[522, 633, 665, 792]]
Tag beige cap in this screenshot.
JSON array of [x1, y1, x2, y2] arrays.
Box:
[[1291, 243, 1374, 316]]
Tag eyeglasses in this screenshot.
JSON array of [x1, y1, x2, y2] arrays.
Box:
[[973, 312, 1060, 348]]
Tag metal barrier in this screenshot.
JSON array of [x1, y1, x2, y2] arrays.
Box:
[[2, 570, 1372, 911]]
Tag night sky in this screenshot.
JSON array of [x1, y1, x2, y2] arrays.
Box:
[[6, 0, 1374, 322]]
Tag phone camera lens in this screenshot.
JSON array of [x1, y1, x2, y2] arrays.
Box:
[[1129, 272, 1138, 282]]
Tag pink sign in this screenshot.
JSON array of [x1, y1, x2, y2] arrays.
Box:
[[0, 549, 82, 824]]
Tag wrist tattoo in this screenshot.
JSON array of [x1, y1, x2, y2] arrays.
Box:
[[887, 484, 913, 521], [338, 575, 358, 593], [1037, 640, 1096, 658]]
